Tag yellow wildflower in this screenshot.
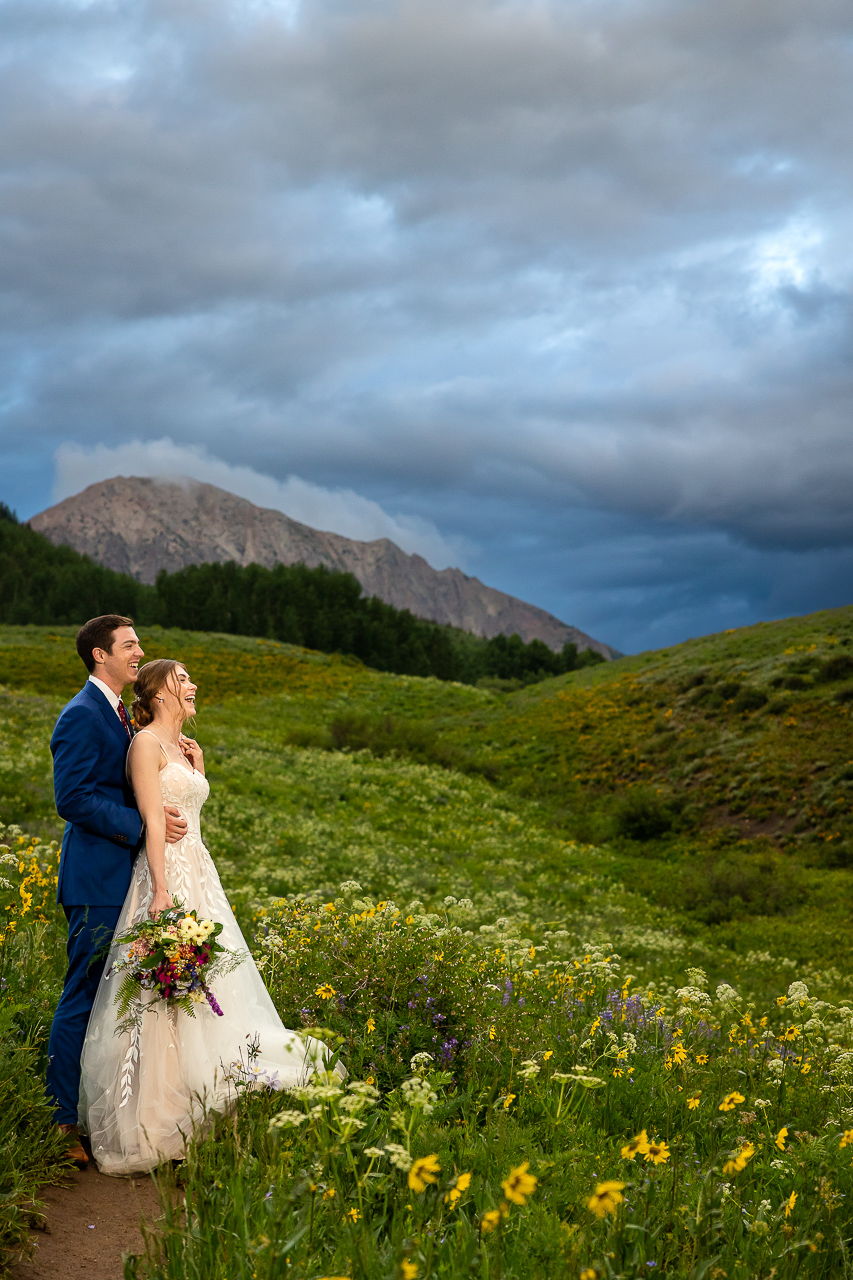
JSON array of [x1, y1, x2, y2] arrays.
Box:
[[719, 1091, 745, 1112], [580, 1271, 597, 1280], [671, 1043, 688, 1066], [501, 1162, 537, 1206], [445, 1171, 472, 1208], [502, 1093, 516, 1111], [785, 1191, 797, 1218], [586, 1181, 625, 1219], [315, 983, 336, 1000], [346, 1206, 360, 1222], [408, 1154, 441, 1193], [695, 1054, 709, 1066], [543, 1050, 554, 1061], [776, 1127, 788, 1151], [323, 1187, 336, 1200], [366, 1017, 376, 1033], [723, 1143, 755, 1175], [612, 1068, 624, 1078], [480, 1203, 509, 1232], [401, 1262, 418, 1279], [644, 1139, 670, 1166], [489, 1026, 496, 1041], [621, 1130, 650, 1160], [687, 1092, 701, 1110], [839, 1130, 853, 1149]]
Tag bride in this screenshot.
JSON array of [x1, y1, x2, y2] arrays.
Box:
[[79, 658, 335, 1176]]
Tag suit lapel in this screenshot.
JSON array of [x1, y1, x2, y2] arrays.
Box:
[[83, 682, 129, 748]]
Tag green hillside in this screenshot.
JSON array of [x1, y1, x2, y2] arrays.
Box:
[[2, 609, 852, 1277], [2, 605, 852, 967]]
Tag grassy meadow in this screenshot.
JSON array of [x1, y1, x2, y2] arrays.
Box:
[[1, 609, 853, 1277]]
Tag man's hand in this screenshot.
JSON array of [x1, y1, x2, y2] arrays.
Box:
[[164, 805, 187, 845]]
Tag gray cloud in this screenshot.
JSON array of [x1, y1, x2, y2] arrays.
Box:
[[1, 0, 853, 649]]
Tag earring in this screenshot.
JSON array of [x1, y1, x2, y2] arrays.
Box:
[[157, 696, 164, 703]]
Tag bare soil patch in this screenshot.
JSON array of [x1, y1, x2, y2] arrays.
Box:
[[9, 1166, 161, 1280]]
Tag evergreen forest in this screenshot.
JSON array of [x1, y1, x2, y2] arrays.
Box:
[[0, 502, 602, 685]]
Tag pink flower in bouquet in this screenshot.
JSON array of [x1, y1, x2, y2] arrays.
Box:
[[130, 937, 154, 958]]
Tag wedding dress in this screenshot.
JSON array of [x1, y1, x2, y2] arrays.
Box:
[[79, 736, 332, 1176]]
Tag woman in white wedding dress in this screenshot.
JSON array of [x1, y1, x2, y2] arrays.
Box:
[[79, 658, 334, 1176]]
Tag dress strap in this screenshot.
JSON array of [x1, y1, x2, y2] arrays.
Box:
[[132, 728, 170, 762]]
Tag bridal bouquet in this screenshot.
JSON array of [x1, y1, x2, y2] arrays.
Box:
[[111, 904, 245, 1032]]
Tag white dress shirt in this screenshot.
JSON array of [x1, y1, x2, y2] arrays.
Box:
[[88, 673, 125, 721]]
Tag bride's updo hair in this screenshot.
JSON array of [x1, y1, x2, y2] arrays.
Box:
[[131, 659, 186, 728]]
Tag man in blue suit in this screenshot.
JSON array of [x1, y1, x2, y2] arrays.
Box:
[[46, 614, 187, 1167]]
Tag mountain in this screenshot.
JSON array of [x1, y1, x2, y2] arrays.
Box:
[[29, 477, 617, 657]]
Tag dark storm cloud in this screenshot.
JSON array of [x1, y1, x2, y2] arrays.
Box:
[[1, 0, 853, 648]]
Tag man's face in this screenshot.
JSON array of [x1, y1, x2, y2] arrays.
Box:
[[93, 626, 145, 691]]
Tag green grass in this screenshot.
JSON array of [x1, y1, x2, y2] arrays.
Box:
[[1, 611, 853, 1276]]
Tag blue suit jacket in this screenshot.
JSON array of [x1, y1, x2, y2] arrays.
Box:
[[51, 682, 143, 907]]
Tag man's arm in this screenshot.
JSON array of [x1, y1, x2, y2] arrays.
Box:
[[51, 705, 143, 848]]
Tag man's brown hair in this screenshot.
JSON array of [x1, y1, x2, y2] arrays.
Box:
[[76, 615, 135, 674]]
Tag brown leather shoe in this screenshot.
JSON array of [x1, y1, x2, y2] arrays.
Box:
[[58, 1124, 89, 1169]]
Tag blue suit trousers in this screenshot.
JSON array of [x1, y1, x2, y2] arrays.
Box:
[[45, 905, 121, 1126]]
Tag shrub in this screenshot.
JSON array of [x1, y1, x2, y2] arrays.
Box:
[[732, 687, 768, 714], [675, 851, 806, 924], [613, 788, 673, 841], [819, 653, 853, 682]]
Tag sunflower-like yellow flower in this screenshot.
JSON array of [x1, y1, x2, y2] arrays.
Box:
[[644, 1139, 670, 1166], [839, 1130, 853, 1149], [785, 1190, 797, 1218], [445, 1171, 472, 1208], [501, 1162, 537, 1206], [480, 1203, 510, 1233], [687, 1092, 701, 1110], [408, 1154, 441, 1193], [621, 1129, 650, 1160], [776, 1127, 788, 1151], [719, 1091, 745, 1112], [315, 983, 336, 1000], [722, 1142, 755, 1175], [586, 1181, 626, 1219]]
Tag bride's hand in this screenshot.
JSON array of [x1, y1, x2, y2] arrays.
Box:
[[180, 735, 204, 772], [149, 888, 175, 920]]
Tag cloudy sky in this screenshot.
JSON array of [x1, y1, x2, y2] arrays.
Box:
[[3, 0, 853, 653]]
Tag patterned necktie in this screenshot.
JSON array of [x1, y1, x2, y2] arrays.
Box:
[[117, 700, 134, 740]]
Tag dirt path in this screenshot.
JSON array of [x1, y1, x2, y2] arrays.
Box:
[[9, 1166, 163, 1280]]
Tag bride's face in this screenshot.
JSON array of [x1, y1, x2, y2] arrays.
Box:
[[161, 666, 197, 722]]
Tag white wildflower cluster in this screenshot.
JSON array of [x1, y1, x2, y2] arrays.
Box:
[[268, 1109, 309, 1131], [787, 980, 811, 1009], [384, 1143, 413, 1171], [517, 1060, 540, 1079], [715, 983, 741, 1013], [604, 1031, 636, 1060], [675, 985, 713, 1014], [399, 1075, 438, 1114], [409, 1052, 434, 1074]]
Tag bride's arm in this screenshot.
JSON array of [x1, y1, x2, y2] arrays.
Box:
[[127, 735, 175, 918]]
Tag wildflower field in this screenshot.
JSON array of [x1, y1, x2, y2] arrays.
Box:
[[1, 609, 853, 1278]]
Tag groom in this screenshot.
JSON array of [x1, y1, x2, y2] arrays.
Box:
[[46, 614, 187, 1167]]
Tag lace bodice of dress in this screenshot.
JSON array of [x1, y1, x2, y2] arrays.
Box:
[[158, 760, 210, 835]]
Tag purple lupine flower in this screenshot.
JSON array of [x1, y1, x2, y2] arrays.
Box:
[[205, 986, 224, 1016], [502, 979, 513, 1007]]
